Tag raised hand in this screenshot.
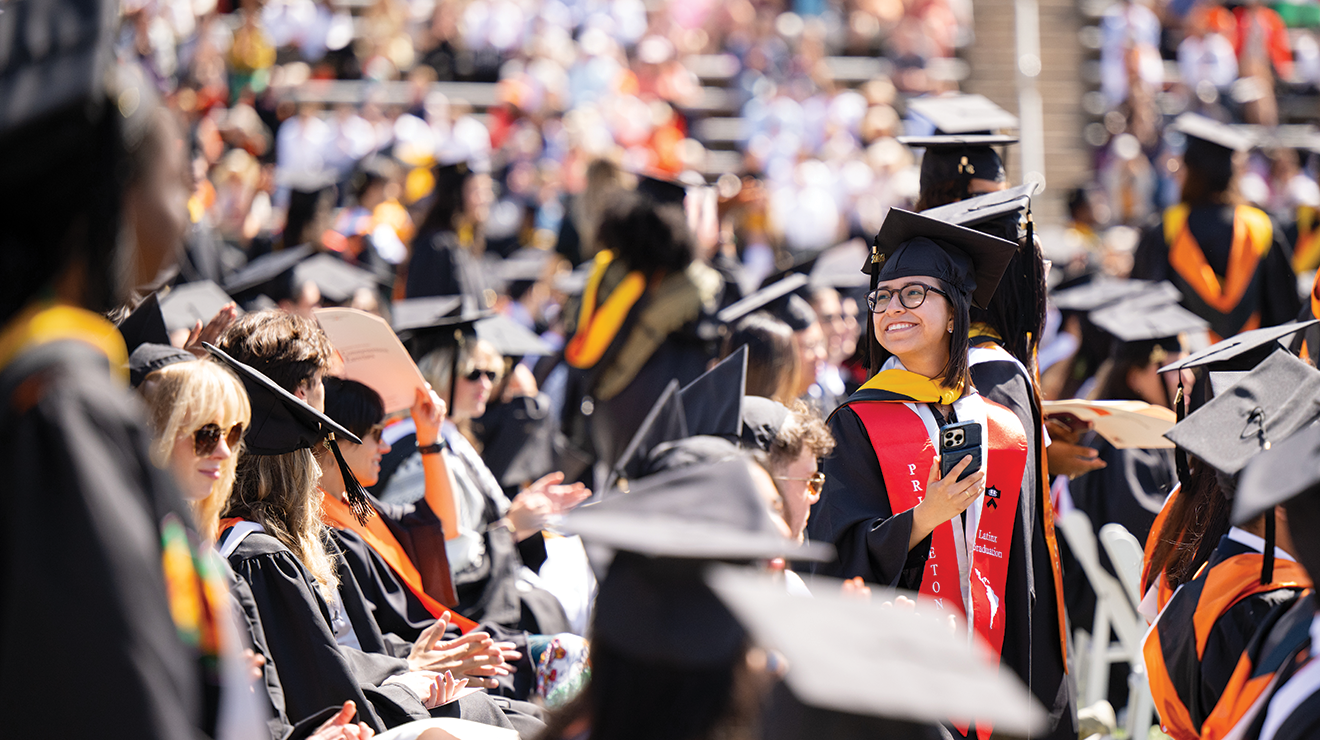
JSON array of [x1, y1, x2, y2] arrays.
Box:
[[527, 472, 590, 514], [909, 456, 985, 550], [308, 701, 375, 740], [183, 303, 238, 358]]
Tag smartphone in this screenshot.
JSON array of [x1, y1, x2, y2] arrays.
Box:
[[939, 420, 983, 481]]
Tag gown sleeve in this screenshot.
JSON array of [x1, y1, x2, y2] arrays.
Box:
[[1132, 218, 1169, 281], [405, 231, 462, 299], [1261, 224, 1303, 327], [806, 405, 930, 587], [1195, 587, 1307, 727]]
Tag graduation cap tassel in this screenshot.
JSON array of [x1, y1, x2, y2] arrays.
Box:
[[448, 329, 463, 412], [328, 437, 375, 526], [1173, 382, 1192, 495], [1262, 506, 1276, 586]]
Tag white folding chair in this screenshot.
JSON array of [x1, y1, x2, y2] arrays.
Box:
[[1100, 523, 1156, 740]]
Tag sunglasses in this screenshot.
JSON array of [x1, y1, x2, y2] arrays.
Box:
[[465, 369, 500, 383], [866, 283, 951, 313], [775, 472, 825, 495], [192, 423, 244, 457], [366, 424, 385, 443]]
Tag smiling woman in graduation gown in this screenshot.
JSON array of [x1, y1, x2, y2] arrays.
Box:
[[809, 210, 1054, 740]]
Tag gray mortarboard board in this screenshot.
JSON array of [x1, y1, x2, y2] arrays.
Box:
[[128, 343, 195, 388], [864, 208, 1018, 310], [717, 273, 816, 332], [1173, 112, 1257, 154], [1158, 320, 1320, 375], [739, 396, 792, 453], [807, 240, 871, 290], [203, 342, 374, 524], [391, 296, 490, 409], [705, 566, 1046, 737], [899, 95, 1019, 198], [117, 293, 171, 354], [679, 346, 746, 440], [610, 379, 690, 491], [1, 0, 119, 184], [473, 314, 553, 357], [294, 253, 382, 305], [222, 245, 316, 306], [158, 280, 241, 334], [1050, 278, 1181, 313], [921, 181, 1040, 243], [552, 262, 593, 296], [565, 459, 831, 669], [1089, 298, 1208, 354], [1235, 422, 1320, 528], [905, 94, 1021, 136], [491, 249, 552, 297]]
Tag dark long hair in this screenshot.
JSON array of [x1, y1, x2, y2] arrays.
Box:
[[1142, 457, 1231, 593], [1180, 139, 1237, 207], [969, 235, 1047, 370], [322, 377, 386, 439], [415, 164, 475, 237], [721, 313, 800, 404], [865, 279, 971, 391]]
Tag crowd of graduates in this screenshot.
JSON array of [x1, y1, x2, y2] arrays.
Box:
[[19, 0, 1320, 736]]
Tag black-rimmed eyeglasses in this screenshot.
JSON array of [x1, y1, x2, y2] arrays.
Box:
[[866, 283, 951, 313]]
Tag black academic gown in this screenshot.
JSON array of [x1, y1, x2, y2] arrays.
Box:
[[0, 339, 205, 738], [1132, 205, 1300, 338], [226, 530, 523, 734], [1231, 594, 1318, 740], [405, 229, 495, 305], [809, 375, 1075, 739]]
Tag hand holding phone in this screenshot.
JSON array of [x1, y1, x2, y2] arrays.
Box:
[[939, 420, 983, 482]]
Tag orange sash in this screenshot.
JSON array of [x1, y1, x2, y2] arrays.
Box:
[[1294, 206, 1320, 273], [852, 398, 1028, 740], [564, 250, 647, 369], [1165, 204, 1271, 340], [321, 492, 478, 633]]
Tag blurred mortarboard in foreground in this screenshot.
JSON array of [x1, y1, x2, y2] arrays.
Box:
[[566, 458, 830, 562], [1051, 278, 1180, 313], [1235, 422, 1320, 524], [1158, 320, 1319, 374], [706, 565, 1046, 736], [391, 296, 465, 334], [128, 343, 195, 388], [294, 253, 381, 305], [611, 379, 689, 490], [1090, 298, 1208, 344], [679, 346, 746, 439], [159, 281, 240, 333], [474, 315, 552, 357], [868, 208, 1018, 309], [717, 273, 816, 331], [921, 182, 1039, 242], [204, 342, 373, 523], [1173, 112, 1256, 153], [905, 94, 1020, 135], [573, 459, 830, 669], [739, 396, 792, 453], [0, 0, 119, 184], [1163, 351, 1320, 476], [222, 245, 315, 303], [117, 293, 171, 354], [643, 436, 744, 478]]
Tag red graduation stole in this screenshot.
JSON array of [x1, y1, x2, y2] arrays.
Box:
[[851, 398, 1028, 740]]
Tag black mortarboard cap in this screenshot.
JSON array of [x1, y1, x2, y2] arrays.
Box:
[[117, 294, 171, 354], [128, 343, 195, 388], [473, 315, 552, 357], [1235, 422, 1320, 524], [868, 208, 1018, 309], [717, 273, 816, 331], [1050, 278, 1181, 313], [565, 458, 831, 562], [1173, 112, 1255, 153], [679, 346, 746, 439], [391, 296, 486, 358], [705, 566, 1046, 735], [921, 182, 1039, 242], [611, 379, 690, 488], [1163, 351, 1320, 476], [295, 253, 381, 305], [901, 136, 1016, 192], [223, 245, 315, 303], [636, 173, 688, 207], [1158, 320, 1319, 374], [738, 396, 792, 453], [906, 94, 1020, 135], [0, 0, 118, 184], [159, 280, 241, 333], [1090, 299, 1208, 344], [643, 436, 744, 477], [205, 342, 373, 523]]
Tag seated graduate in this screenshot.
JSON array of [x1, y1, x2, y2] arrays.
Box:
[[210, 314, 532, 736], [379, 314, 585, 635], [1219, 421, 1320, 740], [1145, 353, 1318, 740], [807, 209, 1065, 740], [319, 376, 588, 702], [538, 458, 832, 740], [736, 397, 835, 544]]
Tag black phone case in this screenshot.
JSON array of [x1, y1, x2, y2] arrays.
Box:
[[939, 420, 983, 481]]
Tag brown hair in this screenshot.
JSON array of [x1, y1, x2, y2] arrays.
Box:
[[217, 310, 334, 394], [1142, 458, 1231, 594], [766, 400, 835, 473], [721, 313, 800, 404]]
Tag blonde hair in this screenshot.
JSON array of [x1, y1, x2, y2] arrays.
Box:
[[228, 448, 339, 599], [416, 338, 503, 421], [143, 359, 251, 543]]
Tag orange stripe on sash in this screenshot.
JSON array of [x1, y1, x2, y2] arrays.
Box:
[[1165, 204, 1272, 315]]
